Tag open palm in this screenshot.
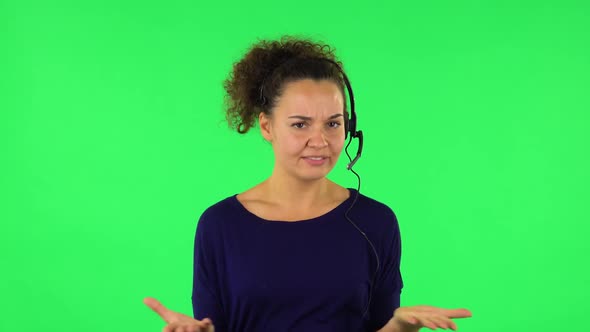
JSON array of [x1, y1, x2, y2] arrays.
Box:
[[379, 305, 472, 331]]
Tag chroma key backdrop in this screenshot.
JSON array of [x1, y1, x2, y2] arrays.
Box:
[[1, 1, 588, 331]]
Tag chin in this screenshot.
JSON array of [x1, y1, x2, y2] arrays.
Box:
[[297, 169, 333, 182]]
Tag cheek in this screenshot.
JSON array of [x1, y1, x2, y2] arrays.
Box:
[[274, 135, 304, 158], [332, 145, 344, 157], [332, 136, 345, 150]]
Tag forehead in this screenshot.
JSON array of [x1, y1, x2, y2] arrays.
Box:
[[275, 79, 344, 117]]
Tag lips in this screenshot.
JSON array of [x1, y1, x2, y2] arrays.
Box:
[[303, 156, 328, 166], [302, 156, 328, 159]]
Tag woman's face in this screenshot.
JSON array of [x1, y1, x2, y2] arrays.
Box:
[[259, 78, 346, 182]]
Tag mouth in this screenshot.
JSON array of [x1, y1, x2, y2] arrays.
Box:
[[302, 156, 329, 165], [302, 156, 328, 160]]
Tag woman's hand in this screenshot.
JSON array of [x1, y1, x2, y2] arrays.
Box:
[[144, 297, 215, 332], [378, 305, 472, 332]]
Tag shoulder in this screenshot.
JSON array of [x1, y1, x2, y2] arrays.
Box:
[[350, 190, 397, 221], [349, 192, 402, 264], [196, 194, 241, 232], [347, 190, 400, 237], [201, 195, 237, 217]]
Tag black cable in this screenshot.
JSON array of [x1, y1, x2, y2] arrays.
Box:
[[343, 135, 380, 321]]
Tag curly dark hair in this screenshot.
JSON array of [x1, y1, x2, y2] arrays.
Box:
[[223, 35, 348, 134]]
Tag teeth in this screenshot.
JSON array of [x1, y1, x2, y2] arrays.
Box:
[[307, 157, 324, 160]]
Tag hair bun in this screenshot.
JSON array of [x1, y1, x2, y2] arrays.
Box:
[[223, 35, 343, 134]]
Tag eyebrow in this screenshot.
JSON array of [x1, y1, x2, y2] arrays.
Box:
[[288, 114, 344, 121]]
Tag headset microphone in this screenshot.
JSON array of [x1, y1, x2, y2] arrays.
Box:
[[346, 130, 363, 170]]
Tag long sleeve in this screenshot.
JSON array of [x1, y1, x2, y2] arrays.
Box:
[[192, 211, 227, 330], [368, 209, 404, 331]]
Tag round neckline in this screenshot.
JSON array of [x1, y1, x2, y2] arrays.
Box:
[[232, 187, 357, 224]]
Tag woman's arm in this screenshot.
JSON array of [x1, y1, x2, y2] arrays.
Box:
[[192, 210, 227, 330]]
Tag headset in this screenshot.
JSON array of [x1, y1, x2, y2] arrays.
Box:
[[260, 57, 380, 321], [259, 57, 364, 168], [323, 59, 380, 321]]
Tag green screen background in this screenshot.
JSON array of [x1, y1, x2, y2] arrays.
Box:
[[1, 0, 588, 331]]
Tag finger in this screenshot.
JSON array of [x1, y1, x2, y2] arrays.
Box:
[[191, 321, 208, 331], [187, 322, 209, 332], [443, 316, 460, 330], [405, 314, 418, 325], [445, 317, 458, 331], [181, 324, 199, 332], [428, 315, 454, 330], [193, 318, 211, 329], [418, 306, 472, 319], [144, 297, 175, 323], [415, 316, 438, 330], [441, 308, 472, 319], [165, 323, 182, 332]]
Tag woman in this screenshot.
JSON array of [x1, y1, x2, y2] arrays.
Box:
[[144, 35, 472, 332]]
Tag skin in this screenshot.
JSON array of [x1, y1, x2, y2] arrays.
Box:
[[144, 78, 472, 331], [240, 78, 350, 219]]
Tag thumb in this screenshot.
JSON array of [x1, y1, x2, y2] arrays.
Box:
[[143, 297, 177, 323]]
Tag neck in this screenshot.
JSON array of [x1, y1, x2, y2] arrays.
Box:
[[262, 167, 333, 210]]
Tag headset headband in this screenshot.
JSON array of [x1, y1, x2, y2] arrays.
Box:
[[258, 57, 358, 139]]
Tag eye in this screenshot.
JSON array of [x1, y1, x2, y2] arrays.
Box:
[[328, 121, 341, 128], [292, 122, 306, 129]]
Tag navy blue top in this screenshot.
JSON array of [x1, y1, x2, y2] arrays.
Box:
[[192, 188, 403, 332]]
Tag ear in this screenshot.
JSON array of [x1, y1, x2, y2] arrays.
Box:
[[259, 112, 272, 142]]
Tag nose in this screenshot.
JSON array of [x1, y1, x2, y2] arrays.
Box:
[[307, 127, 328, 148]]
